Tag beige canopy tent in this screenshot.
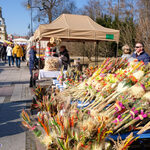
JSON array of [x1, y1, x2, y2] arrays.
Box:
[[34, 14, 120, 66], [34, 14, 119, 43]]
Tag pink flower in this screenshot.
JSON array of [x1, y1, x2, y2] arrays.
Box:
[[112, 115, 123, 123], [130, 107, 138, 119], [135, 110, 147, 120], [115, 101, 125, 112]]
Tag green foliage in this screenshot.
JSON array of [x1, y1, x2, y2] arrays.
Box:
[[96, 14, 113, 28], [96, 14, 136, 57]]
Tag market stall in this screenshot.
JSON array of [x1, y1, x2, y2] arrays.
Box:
[[20, 14, 150, 150], [33, 14, 120, 81], [33, 14, 120, 65]]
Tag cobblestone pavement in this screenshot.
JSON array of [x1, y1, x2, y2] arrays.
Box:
[[0, 62, 37, 150]]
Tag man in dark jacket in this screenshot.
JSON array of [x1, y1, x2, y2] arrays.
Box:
[[59, 45, 70, 70], [29, 46, 38, 87], [131, 42, 150, 64]]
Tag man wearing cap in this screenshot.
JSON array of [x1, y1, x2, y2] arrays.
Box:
[[29, 45, 38, 87]]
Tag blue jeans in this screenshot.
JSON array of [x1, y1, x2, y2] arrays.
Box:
[[15, 57, 21, 67], [8, 56, 14, 66]]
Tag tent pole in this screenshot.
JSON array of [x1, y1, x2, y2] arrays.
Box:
[[83, 42, 85, 64], [95, 41, 96, 65], [38, 41, 41, 69], [116, 42, 119, 57], [96, 41, 99, 65], [95, 41, 98, 66]]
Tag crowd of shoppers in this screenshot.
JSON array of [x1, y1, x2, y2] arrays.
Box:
[[0, 43, 26, 68]]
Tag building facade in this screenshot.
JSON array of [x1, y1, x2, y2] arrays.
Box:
[[0, 7, 6, 41]]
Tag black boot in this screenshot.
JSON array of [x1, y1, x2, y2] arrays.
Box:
[[29, 76, 33, 87], [33, 78, 36, 87]]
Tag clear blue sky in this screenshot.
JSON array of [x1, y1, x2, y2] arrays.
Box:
[[0, 0, 87, 36]]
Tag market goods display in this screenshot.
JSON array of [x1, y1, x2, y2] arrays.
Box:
[[61, 66, 83, 86], [44, 57, 61, 71], [21, 58, 150, 150], [57, 65, 99, 86]]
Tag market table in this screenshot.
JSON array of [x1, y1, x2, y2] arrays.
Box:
[[38, 69, 66, 80]]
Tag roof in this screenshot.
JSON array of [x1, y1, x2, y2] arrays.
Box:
[[34, 14, 120, 43]]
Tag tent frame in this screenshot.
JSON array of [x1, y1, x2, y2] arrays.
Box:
[[36, 39, 118, 68]]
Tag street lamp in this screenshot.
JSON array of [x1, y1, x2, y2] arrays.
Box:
[[27, 0, 33, 36], [27, 0, 45, 36]]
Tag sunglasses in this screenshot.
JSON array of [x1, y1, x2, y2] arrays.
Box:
[[135, 46, 142, 48]]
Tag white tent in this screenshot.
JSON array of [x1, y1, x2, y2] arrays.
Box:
[[13, 38, 28, 45]]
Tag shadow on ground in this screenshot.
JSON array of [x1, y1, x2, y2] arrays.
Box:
[[0, 100, 32, 138], [0, 62, 5, 73], [0, 81, 29, 86]]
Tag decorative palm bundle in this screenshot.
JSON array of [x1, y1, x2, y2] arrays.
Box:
[[103, 90, 150, 134], [63, 66, 83, 86], [63, 60, 144, 111], [31, 85, 52, 110], [110, 133, 139, 150], [21, 58, 150, 150], [137, 121, 150, 134], [57, 66, 64, 84], [22, 87, 150, 150], [83, 65, 99, 78], [44, 57, 60, 71], [88, 62, 145, 111], [21, 110, 41, 137], [128, 71, 150, 98]]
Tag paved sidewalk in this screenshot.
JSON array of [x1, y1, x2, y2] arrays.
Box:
[[0, 62, 35, 150]]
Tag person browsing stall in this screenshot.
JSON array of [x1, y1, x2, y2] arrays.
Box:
[[131, 42, 150, 64]]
